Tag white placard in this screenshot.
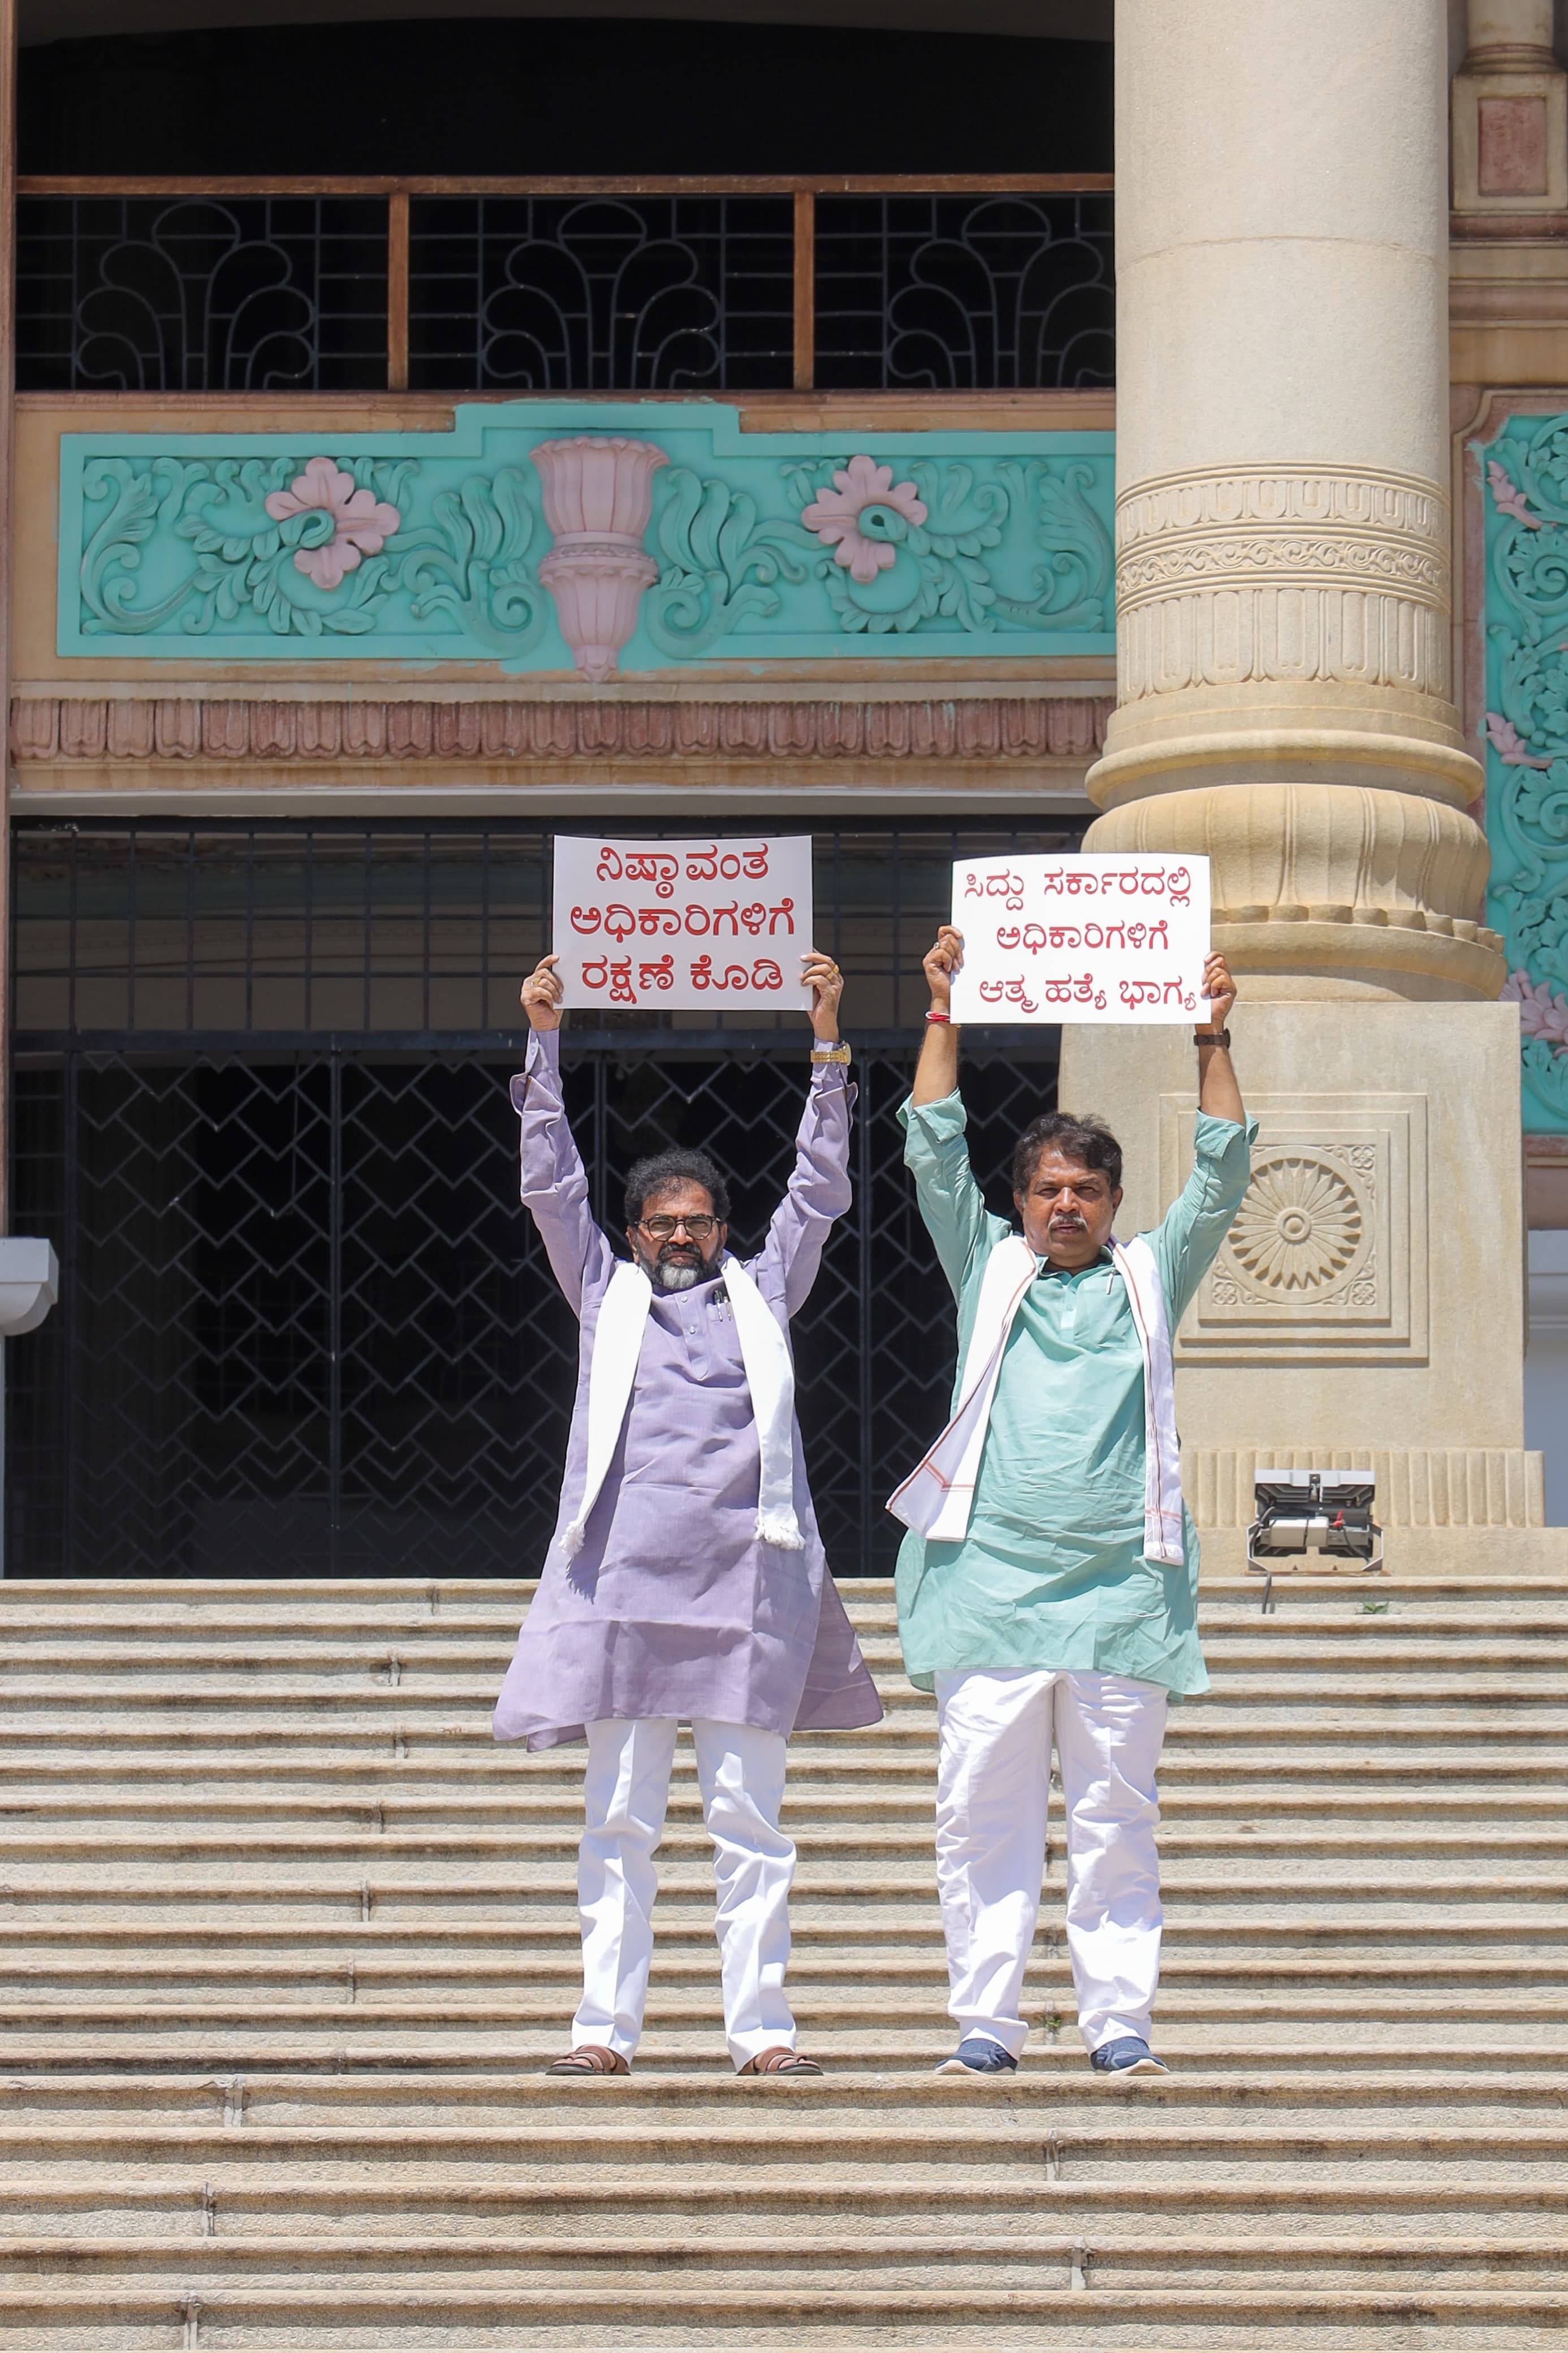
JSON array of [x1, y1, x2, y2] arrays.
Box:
[[551, 835, 815, 1015], [948, 852, 1211, 1024]]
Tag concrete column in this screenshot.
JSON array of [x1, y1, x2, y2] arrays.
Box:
[[1058, 0, 1549, 1567], [1087, 0, 1498, 1003], [1453, 0, 1568, 214]]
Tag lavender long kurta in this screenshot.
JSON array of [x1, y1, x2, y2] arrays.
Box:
[[493, 1029, 882, 1750]]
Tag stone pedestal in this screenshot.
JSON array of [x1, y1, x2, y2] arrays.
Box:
[[1064, 0, 1541, 1565], [1062, 1002, 1556, 1570]]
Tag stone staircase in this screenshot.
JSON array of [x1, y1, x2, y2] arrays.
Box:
[[0, 1569, 1563, 2350]]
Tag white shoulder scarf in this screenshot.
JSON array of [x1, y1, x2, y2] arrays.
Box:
[[560, 1253, 804, 1562], [887, 1231, 1185, 1566]]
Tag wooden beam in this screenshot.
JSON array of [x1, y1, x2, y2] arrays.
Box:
[[793, 190, 815, 394], [386, 191, 410, 394], [17, 173, 1113, 199]]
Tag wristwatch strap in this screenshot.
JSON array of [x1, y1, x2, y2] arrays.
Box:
[[810, 1042, 852, 1064], [1194, 1027, 1232, 1049]]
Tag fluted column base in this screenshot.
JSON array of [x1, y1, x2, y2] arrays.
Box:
[[1086, 783, 1505, 999]]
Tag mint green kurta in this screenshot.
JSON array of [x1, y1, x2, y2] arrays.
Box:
[[895, 1095, 1256, 1700]]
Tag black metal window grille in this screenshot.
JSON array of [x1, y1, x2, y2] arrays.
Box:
[[11, 819, 1082, 1582], [15, 195, 390, 391], [814, 191, 1115, 391], [16, 183, 1116, 394], [408, 195, 796, 393], [13, 817, 1087, 1045]]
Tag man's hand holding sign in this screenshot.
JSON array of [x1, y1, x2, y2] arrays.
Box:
[[896, 846, 1254, 2085]]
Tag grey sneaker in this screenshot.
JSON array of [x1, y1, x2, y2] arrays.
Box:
[[935, 2036, 1018, 2076], [1088, 2035, 1169, 2079]]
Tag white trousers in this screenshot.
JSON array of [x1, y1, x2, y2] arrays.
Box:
[[573, 1716, 797, 2070], [934, 1666, 1168, 2058]]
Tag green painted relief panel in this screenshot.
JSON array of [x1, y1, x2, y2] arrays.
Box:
[[59, 399, 1114, 671], [1478, 412, 1568, 1134]]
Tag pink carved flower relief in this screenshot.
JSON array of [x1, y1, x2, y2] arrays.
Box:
[[265, 458, 402, 589], [1505, 968, 1568, 1052], [1487, 460, 1542, 531], [801, 454, 927, 584], [1486, 712, 1552, 768]]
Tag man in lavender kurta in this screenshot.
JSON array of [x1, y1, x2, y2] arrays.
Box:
[[494, 947, 882, 2079]]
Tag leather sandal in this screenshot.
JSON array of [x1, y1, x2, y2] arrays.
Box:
[[738, 2046, 823, 2075], [546, 2044, 630, 2076]]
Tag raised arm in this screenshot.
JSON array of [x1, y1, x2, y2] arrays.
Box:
[[912, 924, 962, 1105], [1195, 951, 1244, 1124], [758, 950, 856, 1316], [901, 926, 1003, 1298], [1150, 951, 1254, 1322], [512, 954, 616, 1316]]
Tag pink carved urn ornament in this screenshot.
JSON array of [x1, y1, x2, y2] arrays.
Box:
[[533, 437, 669, 681], [264, 457, 401, 589]]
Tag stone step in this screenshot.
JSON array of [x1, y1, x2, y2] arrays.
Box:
[[2, 2106, 1566, 2172], [1, 1795, 1565, 1861], [0, 2014, 1557, 2070], [0, 2279, 1560, 2352], [0, 1572, 1563, 1611], [0, 2231, 1563, 2287], [5, 1709, 1563, 1751], [3, 1630, 1566, 1669], [0, 1746, 1559, 1792], [0, 1910, 1563, 1953], [0, 1963, 1562, 2040], [2, 1786, 1566, 1852], [1, 1774, 1560, 1822], [0, 1942, 1551, 1990], [0, 2067, 1550, 2121], [0, 1872, 1558, 1924]]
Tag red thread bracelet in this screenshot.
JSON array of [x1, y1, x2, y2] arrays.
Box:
[[925, 1009, 952, 1024]]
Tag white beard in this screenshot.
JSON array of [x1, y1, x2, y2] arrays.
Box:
[[652, 1260, 706, 1292]]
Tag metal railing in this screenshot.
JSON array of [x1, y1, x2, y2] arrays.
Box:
[[15, 174, 1115, 396]]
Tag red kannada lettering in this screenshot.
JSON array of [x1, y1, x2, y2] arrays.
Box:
[[690, 956, 758, 992], [581, 957, 636, 1003], [623, 851, 680, 898]]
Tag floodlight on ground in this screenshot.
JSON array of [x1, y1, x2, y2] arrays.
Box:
[[1246, 1469, 1384, 1581]]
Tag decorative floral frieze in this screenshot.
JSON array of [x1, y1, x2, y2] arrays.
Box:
[[1475, 413, 1568, 1133], [12, 691, 1113, 767], [58, 403, 1115, 671]]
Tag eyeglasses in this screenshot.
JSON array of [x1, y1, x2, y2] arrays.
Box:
[[637, 1214, 720, 1242]]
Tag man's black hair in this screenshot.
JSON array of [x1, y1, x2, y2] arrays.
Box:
[[624, 1148, 731, 1227], [1010, 1113, 1124, 1199]]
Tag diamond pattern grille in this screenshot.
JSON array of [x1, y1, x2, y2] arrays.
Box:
[[8, 1045, 1057, 1580]]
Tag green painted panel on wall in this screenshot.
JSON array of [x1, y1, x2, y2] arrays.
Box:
[[1478, 413, 1568, 1135], [59, 400, 1115, 671]]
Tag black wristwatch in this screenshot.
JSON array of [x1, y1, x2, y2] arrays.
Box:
[[1194, 1027, 1232, 1049]]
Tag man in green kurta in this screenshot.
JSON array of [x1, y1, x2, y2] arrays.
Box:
[[892, 925, 1253, 2080]]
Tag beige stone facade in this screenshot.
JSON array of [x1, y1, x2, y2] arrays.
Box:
[[1060, 0, 1550, 1558]]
